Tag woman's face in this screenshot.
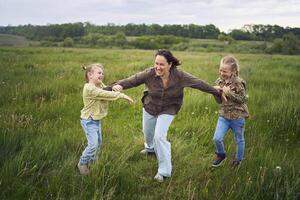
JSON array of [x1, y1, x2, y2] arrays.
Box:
[[89, 67, 104, 85], [219, 64, 233, 80], [154, 55, 172, 77]]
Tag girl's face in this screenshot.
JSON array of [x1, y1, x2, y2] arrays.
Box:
[[154, 55, 172, 77], [219, 64, 233, 80], [89, 67, 104, 85]]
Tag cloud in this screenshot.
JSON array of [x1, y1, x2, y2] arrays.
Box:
[[0, 0, 299, 32]]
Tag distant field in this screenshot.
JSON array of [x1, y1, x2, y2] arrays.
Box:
[[0, 47, 299, 199], [0, 34, 39, 47]]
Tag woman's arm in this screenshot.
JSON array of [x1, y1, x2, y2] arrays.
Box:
[[113, 68, 151, 91], [181, 70, 222, 102]]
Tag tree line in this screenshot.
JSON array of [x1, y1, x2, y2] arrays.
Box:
[[0, 23, 299, 54], [1, 23, 299, 41]]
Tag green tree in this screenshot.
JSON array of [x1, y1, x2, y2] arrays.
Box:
[[282, 32, 300, 55]]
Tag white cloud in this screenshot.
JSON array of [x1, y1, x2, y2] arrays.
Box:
[[0, 0, 299, 32]]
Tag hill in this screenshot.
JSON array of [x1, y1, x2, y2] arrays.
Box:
[[0, 34, 39, 47]]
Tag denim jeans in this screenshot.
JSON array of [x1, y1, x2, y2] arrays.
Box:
[[79, 118, 102, 165], [143, 108, 174, 177], [213, 116, 245, 161]]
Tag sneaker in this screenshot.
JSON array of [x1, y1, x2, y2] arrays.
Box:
[[212, 154, 226, 167], [140, 149, 155, 155], [231, 160, 241, 168], [154, 173, 165, 182], [77, 163, 90, 175]]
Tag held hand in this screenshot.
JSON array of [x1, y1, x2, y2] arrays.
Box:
[[112, 84, 123, 92], [222, 86, 230, 95], [213, 85, 222, 91]]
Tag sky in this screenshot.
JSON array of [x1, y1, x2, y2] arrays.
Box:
[[1, 0, 299, 32]]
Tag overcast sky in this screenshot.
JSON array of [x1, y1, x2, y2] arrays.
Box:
[[1, 0, 299, 32]]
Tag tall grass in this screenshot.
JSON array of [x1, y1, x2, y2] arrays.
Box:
[[0, 47, 299, 199]]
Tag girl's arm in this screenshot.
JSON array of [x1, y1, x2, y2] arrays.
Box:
[[223, 82, 247, 104], [88, 86, 131, 102]]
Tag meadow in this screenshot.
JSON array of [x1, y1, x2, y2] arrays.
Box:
[[0, 47, 299, 199]]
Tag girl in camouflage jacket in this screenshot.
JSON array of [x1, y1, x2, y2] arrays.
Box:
[[212, 55, 249, 168]]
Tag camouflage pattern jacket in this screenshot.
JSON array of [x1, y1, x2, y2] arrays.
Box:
[[216, 76, 249, 119]]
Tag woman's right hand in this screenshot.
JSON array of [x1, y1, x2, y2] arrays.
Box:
[[213, 85, 222, 92], [112, 84, 123, 92]]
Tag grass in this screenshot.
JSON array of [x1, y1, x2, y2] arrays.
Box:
[[0, 47, 299, 199]]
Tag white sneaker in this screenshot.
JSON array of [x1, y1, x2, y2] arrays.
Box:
[[154, 173, 164, 182], [140, 149, 155, 155]]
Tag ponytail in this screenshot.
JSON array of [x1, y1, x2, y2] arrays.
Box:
[[82, 63, 104, 82]]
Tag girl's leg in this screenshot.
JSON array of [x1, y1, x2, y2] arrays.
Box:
[[79, 119, 101, 165], [230, 118, 245, 161], [213, 116, 230, 156], [92, 121, 102, 162], [153, 114, 174, 177], [142, 108, 156, 153]]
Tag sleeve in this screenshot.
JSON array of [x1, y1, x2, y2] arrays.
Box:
[[181, 71, 221, 102], [225, 81, 247, 104], [115, 69, 150, 89], [88, 86, 127, 101]]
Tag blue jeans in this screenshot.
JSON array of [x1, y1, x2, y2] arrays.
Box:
[[143, 109, 174, 177], [79, 118, 102, 165], [213, 116, 245, 161]]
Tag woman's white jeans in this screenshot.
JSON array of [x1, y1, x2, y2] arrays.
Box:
[[143, 108, 174, 177]]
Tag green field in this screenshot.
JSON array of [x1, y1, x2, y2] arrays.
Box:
[[0, 47, 299, 199]]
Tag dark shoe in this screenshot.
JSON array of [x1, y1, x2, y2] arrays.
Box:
[[212, 153, 226, 167], [231, 160, 241, 168]]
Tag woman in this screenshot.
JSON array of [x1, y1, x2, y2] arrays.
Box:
[[112, 49, 221, 182]]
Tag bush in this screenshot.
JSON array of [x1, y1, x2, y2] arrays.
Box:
[[62, 37, 74, 47], [266, 32, 300, 55], [218, 34, 234, 44]]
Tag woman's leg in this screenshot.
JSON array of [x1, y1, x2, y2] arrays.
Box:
[[153, 114, 174, 177], [230, 118, 245, 161], [142, 108, 156, 153]]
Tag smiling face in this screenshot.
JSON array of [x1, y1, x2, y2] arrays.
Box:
[[219, 64, 233, 81], [88, 66, 104, 86], [154, 55, 172, 77]]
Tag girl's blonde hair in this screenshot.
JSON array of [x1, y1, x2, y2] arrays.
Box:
[[220, 55, 239, 77], [82, 63, 104, 82]]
